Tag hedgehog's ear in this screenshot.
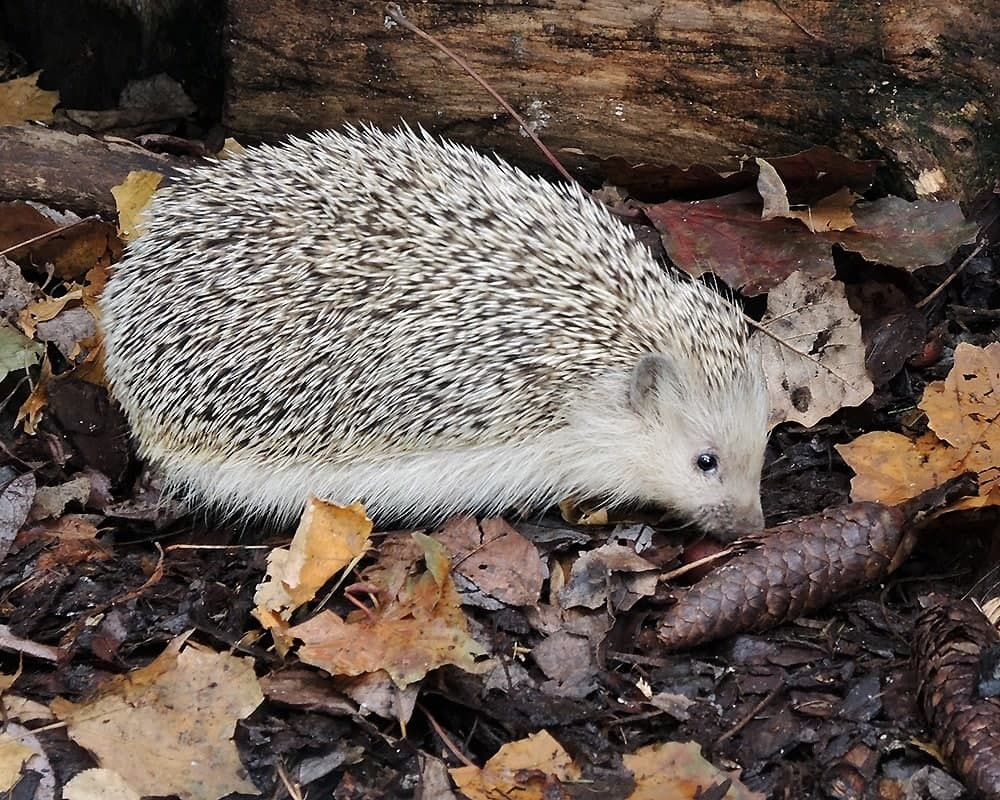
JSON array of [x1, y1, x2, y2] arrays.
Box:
[[627, 354, 683, 418]]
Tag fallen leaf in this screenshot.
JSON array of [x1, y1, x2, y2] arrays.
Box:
[[254, 498, 371, 653], [0, 255, 40, 317], [18, 288, 84, 339], [29, 475, 92, 521], [557, 544, 658, 611], [0, 72, 58, 125], [111, 171, 164, 242], [51, 636, 263, 800], [758, 272, 873, 428], [646, 191, 835, 295], [450, 730, 580, 800], [63, 769, 141, 800], [34, 306, 98, 362], [292, 533, 490, 689], [624, 741, 764, 800], [0, 321, 44, 378], [0, 732, 35, 792], [757, 159, 857, 232], [435, 516, 546, 608], [0, 472, 35, 564], [828, 198, 979, 269], [14, 353, 51, 434], [920, 342, 1000, 453], [836, 432, 960, 506], [0, 203, 119, 281], [838, 343, 1000, 508]]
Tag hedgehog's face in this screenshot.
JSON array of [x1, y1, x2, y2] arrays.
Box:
[[625, 352, 769, 540]]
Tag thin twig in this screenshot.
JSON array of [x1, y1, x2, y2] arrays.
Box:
[[916, 237, 989, 309], [384, 3, 577, 185], [715, 684, 783, 746], [0, 216, 100, 257], [418, 702, 477, 768]]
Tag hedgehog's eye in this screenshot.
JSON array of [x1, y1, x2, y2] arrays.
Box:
[[696, 453, 718, 473]]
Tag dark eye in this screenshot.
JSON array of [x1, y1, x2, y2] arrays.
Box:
[[696, 453, 718, 473]]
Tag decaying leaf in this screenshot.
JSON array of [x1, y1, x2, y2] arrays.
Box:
[[557, 543, 658, 612], [756, 158, 856, 232], [0, 203, 121, 281], [291, 533, 490, 689], [646, 191, 835, 295], [758, 272, 873, 428], [111, 171, 164, 242], [646, 179, 976, 295], [838, 342, 1000, 510], [254, 498, 371, 653], [0, 472, 34, 564], [0, 72, 58, 125], [15, 353, 51, 434], [435, 516, 546, 609], [913, 596, 1000, 798], [51, 636, 263, 800], [624, 741, 764, 800], [18, 288, 85, 340], [0, 731, 36, 792], [0, 321, 44, 378], [450, 730, 580, 800], [830, 197, 979, 270], [63, 769, 141, 800]]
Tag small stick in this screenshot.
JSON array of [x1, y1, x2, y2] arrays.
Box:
[[384, 3, 578, 185], [0, 216, 100, 258], [916, 237, 988, 309]]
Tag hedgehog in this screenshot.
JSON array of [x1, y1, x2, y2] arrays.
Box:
[[100, 125, 770, 538]]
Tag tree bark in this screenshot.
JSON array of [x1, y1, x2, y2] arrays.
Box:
[[0, 125, 178, 216], [224, 0, 998, 203]]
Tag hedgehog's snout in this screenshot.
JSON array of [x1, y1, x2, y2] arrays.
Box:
[[700, 497, 765, 542]]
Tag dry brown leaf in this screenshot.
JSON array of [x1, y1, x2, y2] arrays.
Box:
[[63, 769, 141, 800], [0, 203, 121, 283], [921, 342, 1000, 454], [82, 264, 110, 312], [757, 159, 856, 232], [435, 516, 546, 607], [838, 343, 1000, 509], [450, 730, 580, 800], [836, 432, 961, 506], [15, 353, 51, 434], [0, 732, 35, 792], [0, 72, 58, 125], [111, 171, 164, 242], [0, 321, 43, 380], [292, 533, 490, 688], [254, 498, 371, 653], [51, 636, 263, 800], [759, 272, 873, 428], [557, 544, 658, 611], [624, 741, 764, 800], [17, 288, 84, 340]]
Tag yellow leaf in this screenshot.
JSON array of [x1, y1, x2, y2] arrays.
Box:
[[111, 171, 164, 242], [0, 72, 58, 125]]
